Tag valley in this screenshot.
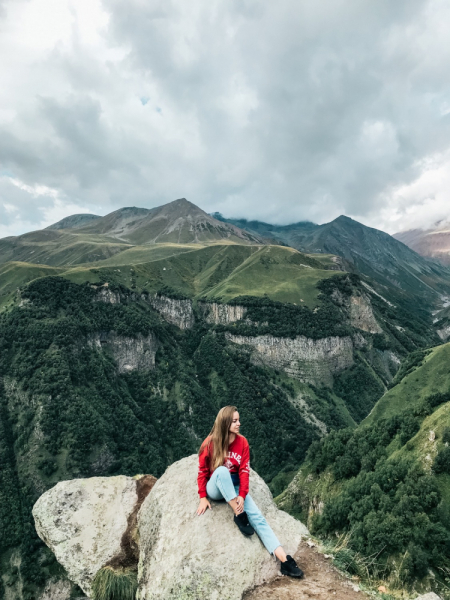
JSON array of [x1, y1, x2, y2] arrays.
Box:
[[1, 198, 450, 599]]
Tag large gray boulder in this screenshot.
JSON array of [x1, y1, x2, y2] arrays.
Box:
[[33, 474, 156, 597], [137, 455, 309, 600]]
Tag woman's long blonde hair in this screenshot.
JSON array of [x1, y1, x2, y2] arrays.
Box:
[[199, 405, 238, 471]]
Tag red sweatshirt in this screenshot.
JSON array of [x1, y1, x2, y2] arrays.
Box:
[[198, 434, 250, 499]]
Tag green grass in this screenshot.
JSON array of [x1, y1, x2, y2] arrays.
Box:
[[0, 244, 345, 314], [364, 343, 450, 425], [82, 242, 204, 267], [91, 567, 137, 600], [200, 245, 338, 306], [62, 244, 342, 307], [0, 230, 131, 267]]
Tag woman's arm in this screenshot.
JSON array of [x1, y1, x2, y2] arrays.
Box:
[[197, 441, 210, 499], [238, 440, 250, 500]]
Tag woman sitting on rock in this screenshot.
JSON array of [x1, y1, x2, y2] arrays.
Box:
[[196, 405, 304, 578]]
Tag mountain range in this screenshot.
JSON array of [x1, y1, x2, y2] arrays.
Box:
[[2, 197, 450, 598]]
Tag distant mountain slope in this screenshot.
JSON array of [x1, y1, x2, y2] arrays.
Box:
[[0, 229, 131, 267], [211, 213, 318, 246], [78, 198, 263, 245], [218, 214, 450, 301], [46, 213, 101, 230], [0, 199, 264, 268], [394, 221, 450, 265]]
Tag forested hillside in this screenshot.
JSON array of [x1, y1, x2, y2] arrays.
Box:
[[0, 266, 433, 598], [279, 343, 450, 596]]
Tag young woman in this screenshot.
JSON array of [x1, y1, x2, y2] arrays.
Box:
[[196, 405, 304, 578]]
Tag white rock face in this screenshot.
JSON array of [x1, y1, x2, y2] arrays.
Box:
[[198, 302, 247, 324], [348, 294, 382, 333], [95, 287, 122, 304], [414, 594, 442, 600], [88, 332, 159, 373], [33, 476, 139, 597], [437, 324, 450, 341], [225, 333, 354, 386], [146, 294, 195, 329], [137, 455, 309, 600]]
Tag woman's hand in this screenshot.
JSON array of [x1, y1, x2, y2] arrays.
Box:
[[197, 497, 212, 516], [235, 496, 245, 514]]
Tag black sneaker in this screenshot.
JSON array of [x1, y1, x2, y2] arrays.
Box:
[[280, 555, 304, 578], [234, 511, 254, 536]]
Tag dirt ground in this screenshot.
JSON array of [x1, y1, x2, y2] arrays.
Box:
[[244, 543, 370, 600]]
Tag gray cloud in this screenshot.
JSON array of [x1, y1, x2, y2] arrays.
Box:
[[1, 0, 450, 235]]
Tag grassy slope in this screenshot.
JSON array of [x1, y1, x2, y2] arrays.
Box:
[[0, 230, 132, 267], [62, 244, 340, 307], [364, 343, 450, 425], [83, 243, 205, 266]]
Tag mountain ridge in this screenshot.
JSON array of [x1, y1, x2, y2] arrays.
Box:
[[394, 220, 450, 265], [216, 212, 450, 302], [76, 198, 264, 245]]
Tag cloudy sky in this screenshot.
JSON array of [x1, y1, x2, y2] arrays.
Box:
[[1, 0, 450, 238]]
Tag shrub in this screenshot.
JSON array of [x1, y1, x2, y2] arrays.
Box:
[[443, 427, 450, 445], [433, 447, 450, 475]]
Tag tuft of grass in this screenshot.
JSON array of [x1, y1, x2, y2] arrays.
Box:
[[322, 532, 388, 583], [91, 566, 138, 600]]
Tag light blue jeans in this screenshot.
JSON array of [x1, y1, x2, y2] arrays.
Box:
[[206, 466, 281, 555]]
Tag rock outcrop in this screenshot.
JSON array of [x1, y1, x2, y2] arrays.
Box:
[[198, 302, 247, 324], [332, 289, 382, 334], [348, 294, 382, 334], [88, 332, 159, 373], [95, 286, 122, 304], [226, 333, 354, 386], [146, 294, 195, 329], [93, 285, 195, 329], [437, 324, 450, 341], [33, 475, 156, 597], [137, 454, 309, 600]]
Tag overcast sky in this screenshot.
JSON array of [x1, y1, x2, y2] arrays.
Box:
[[1, 0, 450, 238]]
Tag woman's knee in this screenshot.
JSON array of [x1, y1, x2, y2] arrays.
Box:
[[214, 466, 230, 478]]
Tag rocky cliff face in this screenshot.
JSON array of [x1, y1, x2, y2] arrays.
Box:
[[94, 286, 122, 304], [146, 294, 195, 329], [332, 289, 382, 334], [88, 332, 159, 373], [348, 294, 383, 333], [226, 333, 354, 386], [94, 286, 195, 330], [198, 301, 247, 324], [437, 325, 450, 341]]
